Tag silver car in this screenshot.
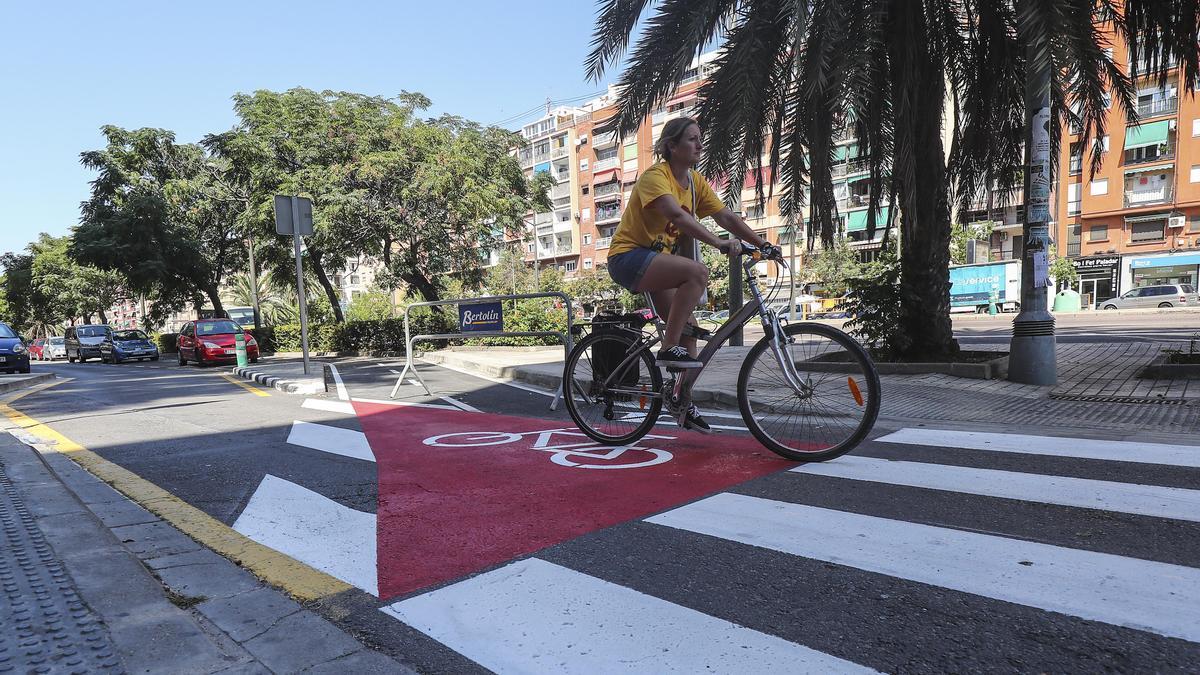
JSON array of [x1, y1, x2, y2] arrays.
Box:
[[1101, 284, 1199, 310]]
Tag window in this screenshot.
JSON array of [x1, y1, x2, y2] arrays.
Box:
[[1130, 219, 1166, 242], [596, 147, 618, 162], [623, 143, 638, 161], [1069, 143, 1083, 174], [580, 159, 589, 172], [1089, 224, 1108, 241], [581, 186, 589, 195], [1090, 179, 1108, 196], [583, 233, 591, 245], [581, 207, 591, 221], [1193, 119, 1200, 137], [1188, 215, 1200, 233], [1067, 224, 1082, 256], [527, 243, 535, 253], [565, 261, 577, 272], [584, 259, 593, 270], [745, 204, 765, 219], [350, 275, 360, 285], [1067, 183, 1082, 214], [1191, 165, 1200, 183]]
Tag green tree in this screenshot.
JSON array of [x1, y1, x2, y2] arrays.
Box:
[[565, 268, 624, 313], [346, 290, 395, 322], [73, 126, 242, 327], [1049, 247, 1079, 287], [803, 237, 861, 297], [949, 222, 994, 265], [587, 0, 1198, 358], [700, 246, 730, 309]]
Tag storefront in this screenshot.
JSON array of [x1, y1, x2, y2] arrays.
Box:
[[1068, 255, 1120, 308], [1121, 251, 1200, 291]]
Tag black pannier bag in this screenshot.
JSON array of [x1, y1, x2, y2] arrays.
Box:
[[588, 312, 645, 400]]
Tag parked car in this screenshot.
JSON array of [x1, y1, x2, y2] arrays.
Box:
[[0, 322, 31, 374], [1100, 284, 1199, 310], [177, 319, 259, 366], [692, 310, 714, 323], [100, 329, 160, 363], [65, 325, 111, 363], [767, 295, 821, 318], [44, 337, 66, 360], [28, 338, 46, 361]]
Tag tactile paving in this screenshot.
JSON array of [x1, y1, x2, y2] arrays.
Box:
[[0, 464, 123, 673]]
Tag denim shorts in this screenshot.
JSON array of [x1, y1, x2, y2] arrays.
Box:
[[607, 247, 658, 292]]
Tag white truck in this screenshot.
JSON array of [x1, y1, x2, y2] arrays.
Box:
[[948, 260, 1024, 313]]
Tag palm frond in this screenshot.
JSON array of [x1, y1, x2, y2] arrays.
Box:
[[584, 0, 658, 82]]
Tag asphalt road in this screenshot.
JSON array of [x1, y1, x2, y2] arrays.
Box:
[[9, 357, 1200, 672]]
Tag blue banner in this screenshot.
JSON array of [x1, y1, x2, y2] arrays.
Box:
[[459, 301, 503, 332], [949, 264, 1007, 307]]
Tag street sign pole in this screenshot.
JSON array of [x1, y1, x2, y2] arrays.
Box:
[[291, 197, 311, 376]]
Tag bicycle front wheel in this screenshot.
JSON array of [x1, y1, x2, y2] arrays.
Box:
[[737, 323, 880, 462], [563, 331, 663, 446]]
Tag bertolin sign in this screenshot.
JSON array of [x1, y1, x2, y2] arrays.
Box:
[[459, 301, 503, 332]]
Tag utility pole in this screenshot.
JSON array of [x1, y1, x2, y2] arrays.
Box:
[[1009, 3, 1057, 384], [246, 238, 261, 331], [788, 216, 798, 322]]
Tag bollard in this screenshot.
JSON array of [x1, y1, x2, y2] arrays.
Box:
[[235, 332, 248, 368]]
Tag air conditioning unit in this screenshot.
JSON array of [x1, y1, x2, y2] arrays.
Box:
[[1169, 120, 1178, 131], [997, 231, 1008, 241], [1168, 215, 1186, 229]]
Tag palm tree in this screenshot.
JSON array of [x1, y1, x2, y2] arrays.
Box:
[[587, 0, 1198, 358]]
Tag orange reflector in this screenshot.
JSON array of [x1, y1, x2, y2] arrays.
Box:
[[639, 384, 648, 410], [848, 377, 864, 406]]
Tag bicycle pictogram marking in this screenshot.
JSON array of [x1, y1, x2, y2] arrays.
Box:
[[423, 427, 676, 469]]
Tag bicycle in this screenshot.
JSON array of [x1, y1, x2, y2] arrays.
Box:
[[563, 243, 880, 462]]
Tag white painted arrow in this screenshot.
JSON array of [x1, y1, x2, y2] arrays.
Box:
[[287, 420, 374, 463]]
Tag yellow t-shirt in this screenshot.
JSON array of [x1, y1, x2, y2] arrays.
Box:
[[608, 162, 726, 257]]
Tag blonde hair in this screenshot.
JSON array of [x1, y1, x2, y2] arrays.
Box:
[[654, 117, 698, 161]]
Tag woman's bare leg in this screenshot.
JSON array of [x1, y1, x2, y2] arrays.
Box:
[[635, 254, 708, 350], [647, 289, 699, 356]]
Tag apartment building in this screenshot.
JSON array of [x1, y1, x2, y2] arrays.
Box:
[[516, 109, 583, 275], [1054, 33, 1200, 308]]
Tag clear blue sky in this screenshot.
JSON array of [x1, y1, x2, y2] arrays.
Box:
[[0, 1, 622, 257]]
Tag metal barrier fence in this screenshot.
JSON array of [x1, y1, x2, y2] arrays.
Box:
[[388, 292, 575, 410]]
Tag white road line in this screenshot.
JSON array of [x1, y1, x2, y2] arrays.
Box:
[[647, 493, 1200, 643], [382, 557, 875, 674], [234, 475, 377, 596], [301, 399, 356, 415], [350, 396, 459, 412], [878, 428, 1200, 468], [792, 455, 1200, 522], [364, 362, 408, 369], [286, 420, 374, 462], [326, 363, 349, 401], [438, 395, 481, 413]]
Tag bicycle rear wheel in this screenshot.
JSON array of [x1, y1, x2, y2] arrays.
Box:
[[737, 322, 880, 462], [563, 331, 663, 446]]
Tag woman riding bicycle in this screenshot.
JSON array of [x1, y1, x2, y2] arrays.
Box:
[[605, 116, 775, 432]]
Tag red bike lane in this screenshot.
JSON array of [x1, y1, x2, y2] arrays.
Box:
[[353, 400, 790, 599]]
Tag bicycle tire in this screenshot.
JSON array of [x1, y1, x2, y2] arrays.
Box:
[[563, 330, 663, 446], [737, 322, 881, 462]]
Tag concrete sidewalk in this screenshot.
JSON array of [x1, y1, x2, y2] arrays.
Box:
[[0, 429, 412, 674]]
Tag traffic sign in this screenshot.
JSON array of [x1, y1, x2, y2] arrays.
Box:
[[273, 195, 314, 235]]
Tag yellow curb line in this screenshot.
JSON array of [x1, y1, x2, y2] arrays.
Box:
[[1, 380, 350, 602], [219, 373, 271, 397]]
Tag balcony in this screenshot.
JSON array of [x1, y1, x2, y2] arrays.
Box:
[[1128, 97, 1178, 119], [552, 146, 569, 160], [533, 150, 551, 164], [596, 236, 612, 249], [550, 183, 571, 200], [1124, 184, 1173, 208], [593, 157, 619, 172], [593, 131, 617, 147], [1124, 143, 1175, 166], [595, 209, 622, 224], [1069, 156, 1083, 174]]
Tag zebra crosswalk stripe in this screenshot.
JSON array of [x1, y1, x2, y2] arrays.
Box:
[[646, 492, 1200, 643], [876, 428, 1200, 467], [382, 557, 878, 674], [790, 454, 1200, 522]]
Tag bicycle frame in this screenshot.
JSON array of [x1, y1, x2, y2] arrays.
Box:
[[581, 249, 812, 406]]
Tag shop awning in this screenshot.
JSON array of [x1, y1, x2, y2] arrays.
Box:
[[1124, 120, 1170, 150], [1123, 163, 1174, 174], [622, 170, 638, 183], [666, 92, 697, 107], [846, 206, 890, 232]]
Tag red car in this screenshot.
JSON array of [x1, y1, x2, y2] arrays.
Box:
[[177, 319, 260, 366], [28, 338, 46, 360]]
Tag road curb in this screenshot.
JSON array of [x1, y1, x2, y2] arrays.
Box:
[[231, 366, 325, 395], [0, 372, 55, 395]]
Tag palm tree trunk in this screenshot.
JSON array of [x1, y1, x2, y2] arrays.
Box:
[[890, 0, 957, 360]]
